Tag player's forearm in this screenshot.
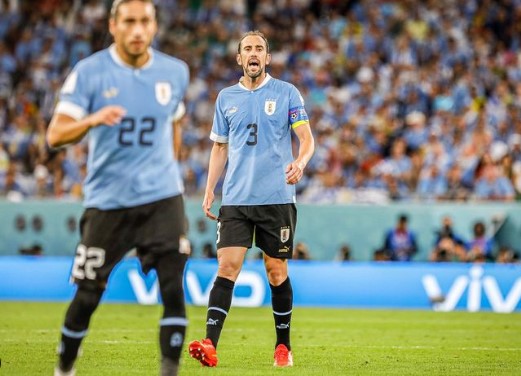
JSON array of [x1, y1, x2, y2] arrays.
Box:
[[173, 120, 182, 160], [47, 114, 94, 148], [295, 132, 315, 169], [205, 142, 228, 193]]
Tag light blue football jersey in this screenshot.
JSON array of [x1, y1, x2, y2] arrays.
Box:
[[211, 74, 309, 205], [55, 45, 188, 209]]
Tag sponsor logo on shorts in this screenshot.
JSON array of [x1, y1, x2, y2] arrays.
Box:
[[278, 246, 290, 253]]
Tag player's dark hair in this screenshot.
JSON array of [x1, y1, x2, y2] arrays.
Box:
[[237, 30, 270, 54], [110, 0, 155, 19]]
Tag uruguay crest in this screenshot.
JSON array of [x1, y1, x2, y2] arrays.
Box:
[[280, 226, 290, 243], [155, 82, 171, 105], [265, 99, 276, 115]]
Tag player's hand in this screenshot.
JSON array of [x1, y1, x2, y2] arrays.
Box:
[[285, 161, 305, 185], [90, 106, 126, 127], [202, 191, 217, 220]]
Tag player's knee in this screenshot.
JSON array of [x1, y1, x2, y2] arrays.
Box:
[[265, 259, 288, 285], [217, 259, 243, 281], [65, 283, 104, 330]]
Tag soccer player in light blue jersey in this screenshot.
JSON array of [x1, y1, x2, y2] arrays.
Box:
[[189, 31, 315, 368], [47, 1, 189, 375]]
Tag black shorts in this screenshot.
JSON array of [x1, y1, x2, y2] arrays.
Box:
[[217, 204, 297, 259], [71, 195, 188, 286]]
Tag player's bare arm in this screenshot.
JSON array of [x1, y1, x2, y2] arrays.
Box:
[[286, 122, 314, 185], [47, 105, 126, 148], [173, 118, 184, 160], [172, 102, 186, 160], [202, 142, 228, 220]]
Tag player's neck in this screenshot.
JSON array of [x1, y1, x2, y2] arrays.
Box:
[[240, 73, 268, 90]]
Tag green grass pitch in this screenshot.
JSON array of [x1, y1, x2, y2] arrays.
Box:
[[1, 302, 520, 375]]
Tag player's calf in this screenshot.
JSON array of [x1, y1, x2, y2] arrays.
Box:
[[56, 284, 103, 373]]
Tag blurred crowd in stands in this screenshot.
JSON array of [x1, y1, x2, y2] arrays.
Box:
[[2, 0, 521, 203]]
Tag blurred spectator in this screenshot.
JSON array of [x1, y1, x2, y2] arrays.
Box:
[[335, 244, 352, 261], [1, 162, 25, 199], [416, 163, 447, 201], [293, 242, 311, 260], [373, 248, 390, 262], [439, 163, 471, 201], [19, 243, 43, 256], [0, 142, 8, 175], [30, 164, 53, 198], [473, 162, 515, 201], [509, 134, 521, 162], [466, 221, 495, 262], [201, 242, 216, 259], [495, 246, 519, 264], [2, 0, 521, 205], [429, 216, 467, 262], [382, 213, 418, 261]]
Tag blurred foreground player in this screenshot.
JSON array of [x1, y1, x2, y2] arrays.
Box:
[[47, 1, 190, 375]]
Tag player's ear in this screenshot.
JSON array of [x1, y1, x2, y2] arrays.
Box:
[[236, 54, 242, 66], [266, 53, 271, 66], [109, 18, 116, 38]]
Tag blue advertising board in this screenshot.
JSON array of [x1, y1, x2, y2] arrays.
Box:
[[1, 257, 520, 312]]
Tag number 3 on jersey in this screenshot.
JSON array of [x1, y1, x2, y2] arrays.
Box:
[[71, 244, 106, 280], [246, 123, 257, 146]]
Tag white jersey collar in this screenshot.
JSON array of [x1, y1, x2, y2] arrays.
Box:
[[109, 44, 154, 70], [238, 73, 272, 91]]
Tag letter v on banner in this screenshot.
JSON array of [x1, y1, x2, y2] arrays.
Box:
[[422, 275, 468, 312], [185, 270, 213, 305], [185, 270, 266, 307], [422, 265, 521, 313], [128, 270, 159, 305], [483, 277, 521, 313]]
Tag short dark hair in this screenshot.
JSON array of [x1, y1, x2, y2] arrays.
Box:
[[110, 0, 155, 19], [237, 30, 270, 54]]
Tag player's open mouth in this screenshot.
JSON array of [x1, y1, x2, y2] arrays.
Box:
[[248, 60, 259, 67]]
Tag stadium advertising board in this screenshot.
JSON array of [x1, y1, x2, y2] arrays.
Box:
[[0, 257, 520, 312]]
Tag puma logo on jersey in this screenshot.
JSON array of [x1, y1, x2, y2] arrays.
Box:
[[227, 106, 238, 115], [103, 87, 119, 98]]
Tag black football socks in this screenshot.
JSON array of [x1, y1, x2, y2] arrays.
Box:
[[270, 277, 293, 350], [205, 276, 235, 347]]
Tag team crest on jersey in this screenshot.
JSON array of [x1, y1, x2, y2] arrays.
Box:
[[155, 82, 171, 105], [280, 226, 290, 243], [265, 99, 276, 115]]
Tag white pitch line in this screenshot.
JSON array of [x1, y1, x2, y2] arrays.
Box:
[[0, 339, 155, 344], [1, 339, 518, 351], [304, 344, 521, 351]]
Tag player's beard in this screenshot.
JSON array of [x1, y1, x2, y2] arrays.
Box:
[[245, 65, 264, 79], [123, 40, 149, 60]]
